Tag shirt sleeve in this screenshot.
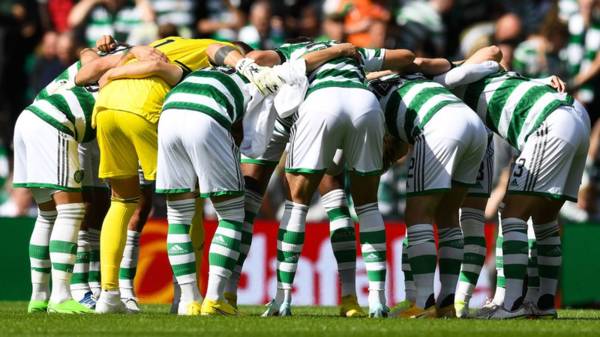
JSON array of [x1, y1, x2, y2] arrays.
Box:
[[433, 61, 501, 89], [358, 48, 387, 72], [275, 44, 294, 62]]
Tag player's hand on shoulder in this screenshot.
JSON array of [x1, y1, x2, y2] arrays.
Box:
[[130, 46, 168, 63], [549, 75, 566, 93], [98, 70, 113, 89], [335, 43, 360, 61], [96, 35, 118, 53]]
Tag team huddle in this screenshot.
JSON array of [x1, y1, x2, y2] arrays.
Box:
[[13, 34, 590, 319]]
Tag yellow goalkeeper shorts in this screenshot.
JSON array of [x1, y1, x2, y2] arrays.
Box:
[[96, 108, 158, 181]]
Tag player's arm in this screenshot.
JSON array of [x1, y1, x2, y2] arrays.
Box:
[[205, 43, 246, 68], [75, 53, 125, 85], [531, 75, 567, 93], [366, 70, 396, 81], [432, 61, 501, 89], [302, 43, 360, 71], [99, 60, 183, 88], [79, 47, 100, 65], [246, 50, 283, 66], [403, 58, 455, 76], [381, 49, 415, 70], [404, 45, 503, 76], [463, 45, 503, 65], [207, 43, 283, 95]]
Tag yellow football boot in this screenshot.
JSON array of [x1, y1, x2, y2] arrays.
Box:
[[436, 304, 456, 318], [389, 300, 415, 317], [201, 299, 239, 316], [339, 295, 367, 317], [224, 292, 238, 309], [397, 304, 437, 319]]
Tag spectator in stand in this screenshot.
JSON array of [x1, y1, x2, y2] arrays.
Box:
[[567, 0, 600, 116], [342, 0, 390, 48], [0, 0, 41, 146], [296, 4, 321, 38], [149, 0, 194, 37], [493, 13, 522, 69], [29, 31, 62, 98], [56, 31, 78, 65], [38, 0, 74, 32], [512, 4, 569, 79], [68, 0, 144, 46], [394, 0, 453, 56], [196, 0, 245, 41], [238, 0, 284, 50], [321, 1, 346, 41]]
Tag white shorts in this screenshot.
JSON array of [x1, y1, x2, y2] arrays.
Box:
[[78, 139, 108, 189], [468, 130, 495, 197], [240, 116, 292, 166], [407, 104, 487, 196], [286, 87, 384, 175], [507, 103, 590, 201], [156, 109, 244, 198], [13, 110, 83, 192]]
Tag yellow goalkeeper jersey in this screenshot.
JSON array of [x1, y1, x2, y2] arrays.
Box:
[[94, 37, 233, 124]]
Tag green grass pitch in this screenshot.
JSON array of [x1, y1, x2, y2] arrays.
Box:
[[2, 302, 600, 337]]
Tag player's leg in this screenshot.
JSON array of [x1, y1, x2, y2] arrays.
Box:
[[27, 191, 57, 313], [528, 105, 589, 318], [491, 106, 589, 319], [265, 90, 341, 317], [343, 89, 388, 317], [12, 110, 55, 313], [318, 172, 364, 317], [455, 197, 488, 317], [223, 162, 276, 307], [46, 191, 92, 314], [529, 199, 563, 318], [165, 192, 203, 315], [95, 110, 151, 314], [266, 171, 323, 317], [224, 118, 290, 304], [349, 173, 389, 317], [155, 109, 206, 315], [435, 184, 469, 318], [119, 177, 153, 312], [72, 140, 109, 308], [393, 133, 447, 318], [82, 188, 109, 300], [170, 195, 204, 314], [13, 111, 91, 313], [203, 193, 246, 316], [524, 220, 539, 306], [96, 177, 140, 313], [455, 131, 494, 317]]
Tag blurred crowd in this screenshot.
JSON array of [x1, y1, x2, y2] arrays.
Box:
[[1, 0, 599, 222]]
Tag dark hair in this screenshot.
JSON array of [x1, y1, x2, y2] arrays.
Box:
[[284, 36, 314, 44], [232, 41, 254, 55]]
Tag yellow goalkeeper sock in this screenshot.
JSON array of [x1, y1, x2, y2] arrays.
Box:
[[100, 197, 138, 291]]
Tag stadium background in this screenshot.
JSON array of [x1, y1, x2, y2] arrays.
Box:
[[0, 0, 600, 308]]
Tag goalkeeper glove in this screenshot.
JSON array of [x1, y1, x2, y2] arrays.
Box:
[[236, 58, 282, 95]]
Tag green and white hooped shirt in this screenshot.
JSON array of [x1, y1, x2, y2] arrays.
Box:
[[162, 67, 250, 130], [369, 73, 463, 144], [454, 71, 574, 150], [275, 40, 386, 96]]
